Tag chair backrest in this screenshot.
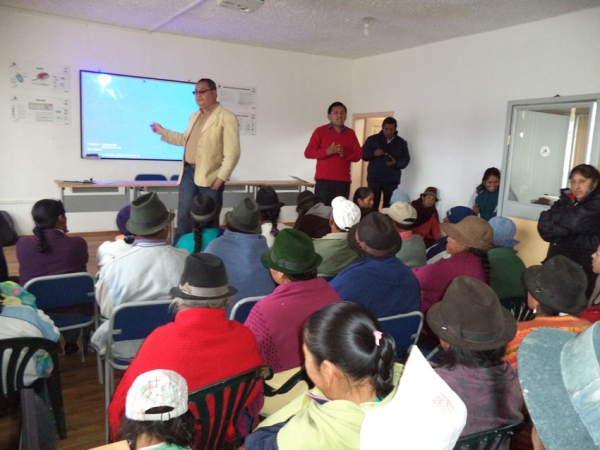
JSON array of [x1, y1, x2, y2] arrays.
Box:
[[24, 272, 96, 310], [134, 174, 167, 181], [228, 296, 264, 323], [453, 422, 522, 450], [188, 366, 273, 450], [170, 174, 179, 181], [109, 300, 175, 343], [379, 311, 424, 358], [0, 337, 67, 439]]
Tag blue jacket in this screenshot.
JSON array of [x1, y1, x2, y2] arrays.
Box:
[[329, 257, 421, 318], [362, 131, 410, 184]]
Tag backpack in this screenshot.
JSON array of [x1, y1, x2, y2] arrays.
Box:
[[0, 211, 18, 247]]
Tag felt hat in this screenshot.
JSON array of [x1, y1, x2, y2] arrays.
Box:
[[261, 228, 323, 274], [331, 196, 361, 231], [381, 202, 417, 227], [445, 206, 475, 224], [348, 212, 402, 258], [126, 192, 174, 236], [190, 193, 219, 223], [116, 205, 132, 235], [296, 191, 321, 210], [427, 276, 517, 351], [489, 216, 520, 248], [225, 198, 261, 234], [170, 253, 237, 301], [126, 370, 188, 421], [420, 187, 440, 201], [440, 216, 493, 250], [517, 324, 600, 449], [256, 186, 284, 210], [524, 255, 588, 315]]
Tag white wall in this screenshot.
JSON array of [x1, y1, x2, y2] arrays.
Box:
[[351, 7, 600, 218], [0, 7, 352, 233]]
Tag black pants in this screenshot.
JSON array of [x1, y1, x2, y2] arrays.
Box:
[[369, 182, 398, 211], [314, 180, 350, 207]]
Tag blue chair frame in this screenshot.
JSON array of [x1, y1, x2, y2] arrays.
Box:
[[379, 311, 424, 359], [104, 300, 175, 442], [134, 174, 167, 181], [228, 296, 264, 323]]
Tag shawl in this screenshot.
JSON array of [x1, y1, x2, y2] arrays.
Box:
[[411, 198, 439, 228]]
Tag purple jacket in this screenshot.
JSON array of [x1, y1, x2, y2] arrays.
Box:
[[17, 229, 88, 285]]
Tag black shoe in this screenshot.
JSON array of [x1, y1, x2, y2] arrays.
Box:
[[64, 343, 79, 356]]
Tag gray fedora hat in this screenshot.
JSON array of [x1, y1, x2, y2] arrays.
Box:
[[427, 276, 517, 351], [225, 198, 261, 234], [170, 253, 237, 301], [126, 192, 174, 236], [518, 324, 600, 449]]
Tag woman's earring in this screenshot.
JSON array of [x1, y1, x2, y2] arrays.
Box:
[[532, 308, 537, 315]]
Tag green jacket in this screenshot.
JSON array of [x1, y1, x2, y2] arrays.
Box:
[[313, 233, 361, 275]]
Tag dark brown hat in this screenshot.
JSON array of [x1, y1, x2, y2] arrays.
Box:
[[525, 255, 588, 315], [427, 276, 517, 351], [440, 216, 493, 250], [420, 187, 440, 201], [296, 191, 321, 210], [256, 186, 284, 210], [170, 253, 237, 301], [347, 212, 402, 258]]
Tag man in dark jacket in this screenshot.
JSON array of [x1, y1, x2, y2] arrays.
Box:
[[362, 117, 410, 210]]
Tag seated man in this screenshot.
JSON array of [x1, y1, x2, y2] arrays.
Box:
[[108, 253, 263, 442], [330, 212, 421, 318], [204, 198, 275, 313], [245, 229, 340, 373], [381, 201, 426, 268], [313, 196, 361, 275], [92, 192, 188, 356]]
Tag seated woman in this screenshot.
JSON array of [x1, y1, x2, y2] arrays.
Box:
[[293, 191, 331, 239], [256, 186, 291, 248], [411, 187, 442, 248], [353, 187, 374, 219], [97, 205, 135, 268], [118, 369, 195, 450], [413, 215, 493, 314], [504, 255, 591, 368], [16, 199, 88, 355], [175, 193, 223, 253], [469, 167, 500, 221], [427, 276, 523, 438], [426, 206, 475, 264]]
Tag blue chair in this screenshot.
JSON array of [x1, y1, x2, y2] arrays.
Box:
[[134, 174, 167, 181], [24, 273, 100, 378], [379, 311, 423, 359], [170, 174, 179, 181], [104, 300, 175, 441], [228, 296, 264, 323]]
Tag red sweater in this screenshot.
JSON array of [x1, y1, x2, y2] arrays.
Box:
[[304, 124, 362, 182], [107, 308, 263, 441]]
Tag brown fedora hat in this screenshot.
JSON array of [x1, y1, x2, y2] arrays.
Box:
[[440, 216, 493, 250], [427, 276, 517, 351], [347, 212, 402, 258]]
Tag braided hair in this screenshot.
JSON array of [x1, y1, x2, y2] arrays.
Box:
[[260, 208, 281, 238], [303, 302, 396, 400], [468, 247, 491, 285], [191, 204, 221, 254], [31, 199, 66, 253]]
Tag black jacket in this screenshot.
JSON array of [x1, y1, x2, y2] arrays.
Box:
[[362, 131, 410, 184]]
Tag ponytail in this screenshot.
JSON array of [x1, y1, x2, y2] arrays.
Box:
[[260, 209, 281, 238], [192, 227, 203, 254], [373, 332, 396, 399], [31, 199, 66, 254]]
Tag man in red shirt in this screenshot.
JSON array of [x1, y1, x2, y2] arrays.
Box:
[[304, 102, 362, 206]]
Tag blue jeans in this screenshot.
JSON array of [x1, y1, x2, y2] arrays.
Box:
[[175, 165, 224, 243]]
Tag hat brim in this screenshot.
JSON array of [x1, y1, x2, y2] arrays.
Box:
[[440, 222, 490, 250], [347, 222, 401, 259], [225, 211, 262, 234], [421, 192, 440, 201], [170, 284, 237, 301], [517, 327, 596, 449], [261, 250, 323, 275], [426, 301, 517, 351], [126, 212, 175, 236], [524, 264, 588, 314]]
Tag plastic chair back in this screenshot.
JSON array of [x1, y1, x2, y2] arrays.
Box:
[[228, 296, 264, 323], [0, 337, 66, 439], [453, 422, 522, 450], [188, 366, 273, 450], [24, 272, 96, 312], [134, 174, 167, 181], [379, 311, 423, 359], [170, 174, 179, 181]]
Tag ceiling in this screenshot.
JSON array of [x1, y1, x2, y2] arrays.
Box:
[[2, 0, 599, 59]]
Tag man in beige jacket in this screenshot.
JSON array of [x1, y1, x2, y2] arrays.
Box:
[[151, 78, 240, 242]]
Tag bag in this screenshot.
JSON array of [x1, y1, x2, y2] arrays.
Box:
[[0, 211, 18, 247]]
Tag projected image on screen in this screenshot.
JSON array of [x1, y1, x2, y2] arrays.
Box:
[[80, 70, 197, 161]]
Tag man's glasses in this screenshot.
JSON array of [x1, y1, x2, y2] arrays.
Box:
[[192, 89, 215, 95]]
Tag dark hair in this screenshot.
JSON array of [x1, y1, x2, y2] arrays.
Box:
[[0, 293, 4, 314], [117, 407, 195, 450], [191, 205, 221, 254], [31, 199, 66, 253], [286, 269, 318, 282], [303, 302, 396, 400], [475, 167, 501, 194], [382, 117, 397, 128], [327, 102, 347, 115], [437, 344, 507, 370], [260, 209, 281, 238], [468, 248, 491, 285], [197, 78, 217, 91], [353, 187, 373, 205], [570, 164, 600, 184]]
